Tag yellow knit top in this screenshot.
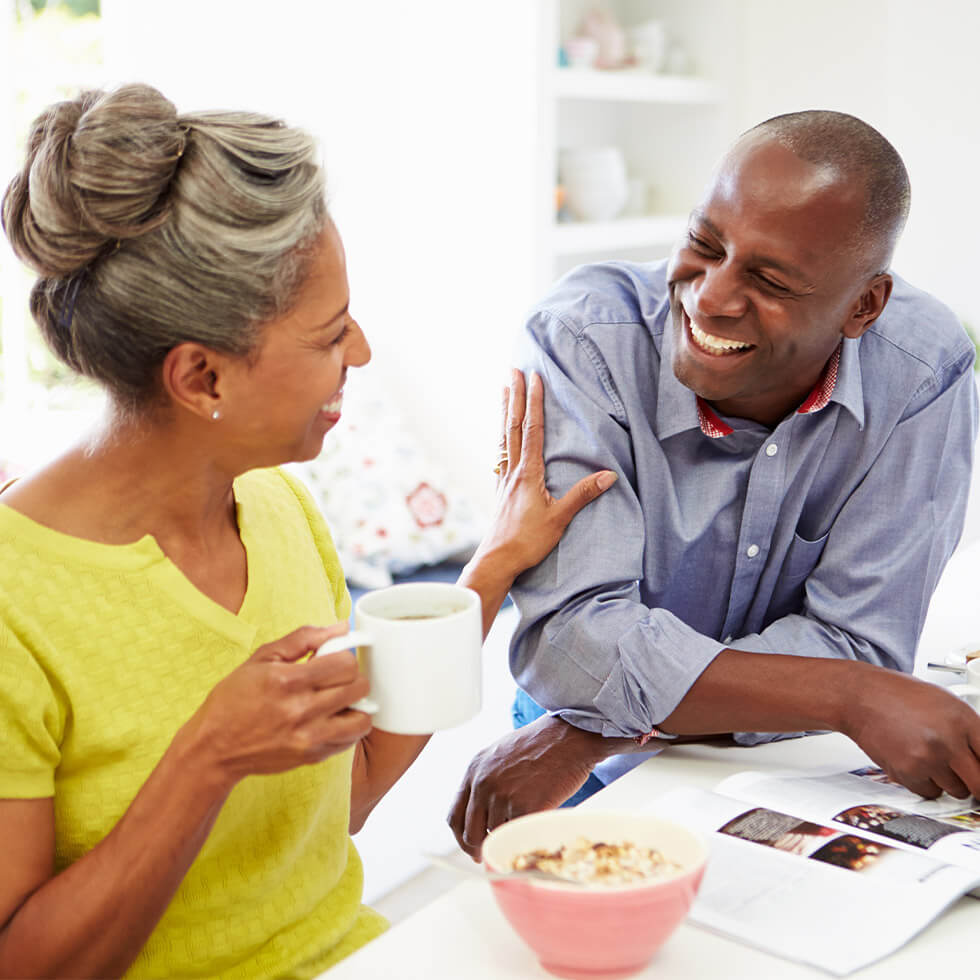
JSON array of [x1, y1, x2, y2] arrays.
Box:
[[0, 467, 386, 978]]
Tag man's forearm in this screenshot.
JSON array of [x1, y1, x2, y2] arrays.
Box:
[[555, 649, 869, 753], [659, 649, 864, 737]]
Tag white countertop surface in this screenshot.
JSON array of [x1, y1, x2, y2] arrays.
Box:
[[327, 732, 976, 979]]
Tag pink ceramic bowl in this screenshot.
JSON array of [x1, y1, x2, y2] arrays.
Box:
[[482, 809, 707, 980]]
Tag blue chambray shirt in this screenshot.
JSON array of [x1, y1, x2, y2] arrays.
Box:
[[510, 259, 978, 777]]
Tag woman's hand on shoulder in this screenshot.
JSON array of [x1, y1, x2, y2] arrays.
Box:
[[182, 625, 373, 790], [475, 369, 616, 579]]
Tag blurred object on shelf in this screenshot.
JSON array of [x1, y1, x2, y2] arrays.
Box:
[[555, 182, 569, 220], [663, 39, 693, 75], [557, 45, 569, 68], [564, 35, 598, 70], [628, 19, 667, 73], [558, 146, 628, 222], [622, 177, 650, 217], [577, 5, 627, 70]]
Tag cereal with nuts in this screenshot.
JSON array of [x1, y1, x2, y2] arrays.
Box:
[[511, 837, 681, 885]]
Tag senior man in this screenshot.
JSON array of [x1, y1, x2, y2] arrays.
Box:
[[450, 110, 980, 859]]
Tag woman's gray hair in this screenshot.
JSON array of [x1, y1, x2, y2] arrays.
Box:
[[2, 83, 327, 410]]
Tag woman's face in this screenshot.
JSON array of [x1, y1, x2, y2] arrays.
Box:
[[220, 220, 371, 466]]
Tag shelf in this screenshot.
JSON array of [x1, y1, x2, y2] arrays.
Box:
[[552, 215, 688, 256], [552, 68, 723, 105]]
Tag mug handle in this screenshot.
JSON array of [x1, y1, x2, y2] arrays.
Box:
[[314, 630, 379, 715]]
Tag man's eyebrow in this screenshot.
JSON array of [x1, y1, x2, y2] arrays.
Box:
[[691, 211, 811, 284], [689, 209, 718, 237], [747, 252, 811, 285]]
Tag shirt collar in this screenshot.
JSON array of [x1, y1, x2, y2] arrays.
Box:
[[828, 334, 865, 429], [656, 332, 866, 440], [654, 308, 703, 440]]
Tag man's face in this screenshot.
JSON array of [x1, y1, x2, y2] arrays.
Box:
[[666, 137, 873, 425]]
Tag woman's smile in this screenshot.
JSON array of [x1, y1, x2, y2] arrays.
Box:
[[320, 389, 344, 422]]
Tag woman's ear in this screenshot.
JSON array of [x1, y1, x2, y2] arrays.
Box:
[[161, 343, 226, 421], [843, 273, 893, 340]]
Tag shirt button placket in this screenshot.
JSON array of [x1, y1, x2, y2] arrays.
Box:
[[723, 428, 790, 641]]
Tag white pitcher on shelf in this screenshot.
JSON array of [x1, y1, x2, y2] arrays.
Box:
[[629, 19, 667, 73], [558, 145, 628, 222]]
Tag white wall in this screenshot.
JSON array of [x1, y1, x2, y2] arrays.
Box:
[[733, 0, 980, 334], [883, 0, 980, 334]]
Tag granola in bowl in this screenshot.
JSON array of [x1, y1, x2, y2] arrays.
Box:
[[511, 836, 681, 886]]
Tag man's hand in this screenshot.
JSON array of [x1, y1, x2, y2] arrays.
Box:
[[664, 650, 980, 802], [448, 715, 615, 861], [842, 669, 980, 799]]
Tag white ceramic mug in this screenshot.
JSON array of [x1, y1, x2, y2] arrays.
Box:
[[950, 658, 980, 711], [314, 582, 482, 734]]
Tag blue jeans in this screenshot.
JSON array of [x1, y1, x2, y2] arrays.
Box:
[[511, 688, 605, 807]]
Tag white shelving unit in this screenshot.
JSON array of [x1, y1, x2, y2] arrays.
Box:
[[552, 213, 688, 256], [535, 0, 739, 291], [552, 67, 723, 105]]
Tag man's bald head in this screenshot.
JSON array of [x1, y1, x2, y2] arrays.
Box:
[[738, 111, 910, 273]]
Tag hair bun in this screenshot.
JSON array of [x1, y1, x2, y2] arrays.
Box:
[[2, 83, 186, 278]]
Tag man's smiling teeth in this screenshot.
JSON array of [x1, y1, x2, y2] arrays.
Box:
[[690, 321, 752, 354], [322, 393, 343, 413]]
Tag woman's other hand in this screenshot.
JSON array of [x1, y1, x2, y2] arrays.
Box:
[[477, 369, 616, 577], [183, 624, 374, 790]]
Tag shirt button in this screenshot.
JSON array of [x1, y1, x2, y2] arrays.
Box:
[[766, 443, 778, 457], [746, 544, 760, 558], [724, 635, 733, 644]]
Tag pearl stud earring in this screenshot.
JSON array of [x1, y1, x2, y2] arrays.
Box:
[[211, 409, 221, 421]]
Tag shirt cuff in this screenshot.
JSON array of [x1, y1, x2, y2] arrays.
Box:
[[589, 609, 727, 738]]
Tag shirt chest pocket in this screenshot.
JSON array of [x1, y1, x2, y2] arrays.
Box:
[[780, 529, 831, 587]]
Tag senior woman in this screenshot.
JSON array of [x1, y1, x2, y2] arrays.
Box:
[[0, 84, 615, 979]]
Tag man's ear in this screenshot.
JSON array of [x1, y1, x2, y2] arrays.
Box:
[[161, 342, 226, 420], [842, 273, 893, 339]]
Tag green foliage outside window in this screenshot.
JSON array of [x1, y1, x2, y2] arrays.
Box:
[[3, 0, 104, 409], [26, 1, 99, 17]]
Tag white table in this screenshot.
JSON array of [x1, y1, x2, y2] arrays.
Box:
[[327, 732, 976, 979]]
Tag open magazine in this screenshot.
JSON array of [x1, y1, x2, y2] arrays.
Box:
[[642, 763, 980, 975]]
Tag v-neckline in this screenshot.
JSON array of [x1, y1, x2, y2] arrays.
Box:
[[146, 489, 257, 645]]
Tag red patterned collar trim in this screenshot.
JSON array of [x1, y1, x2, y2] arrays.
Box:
[[696, 344, 842, 439], [796, 344, 841, 415], [696, 399, 734, 438]]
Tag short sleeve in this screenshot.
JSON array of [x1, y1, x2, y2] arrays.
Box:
[[277, 468, 352, 622], [0, 621, 63, 798]]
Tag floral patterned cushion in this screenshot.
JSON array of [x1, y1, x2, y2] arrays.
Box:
[[289, 383, 488, 590]]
